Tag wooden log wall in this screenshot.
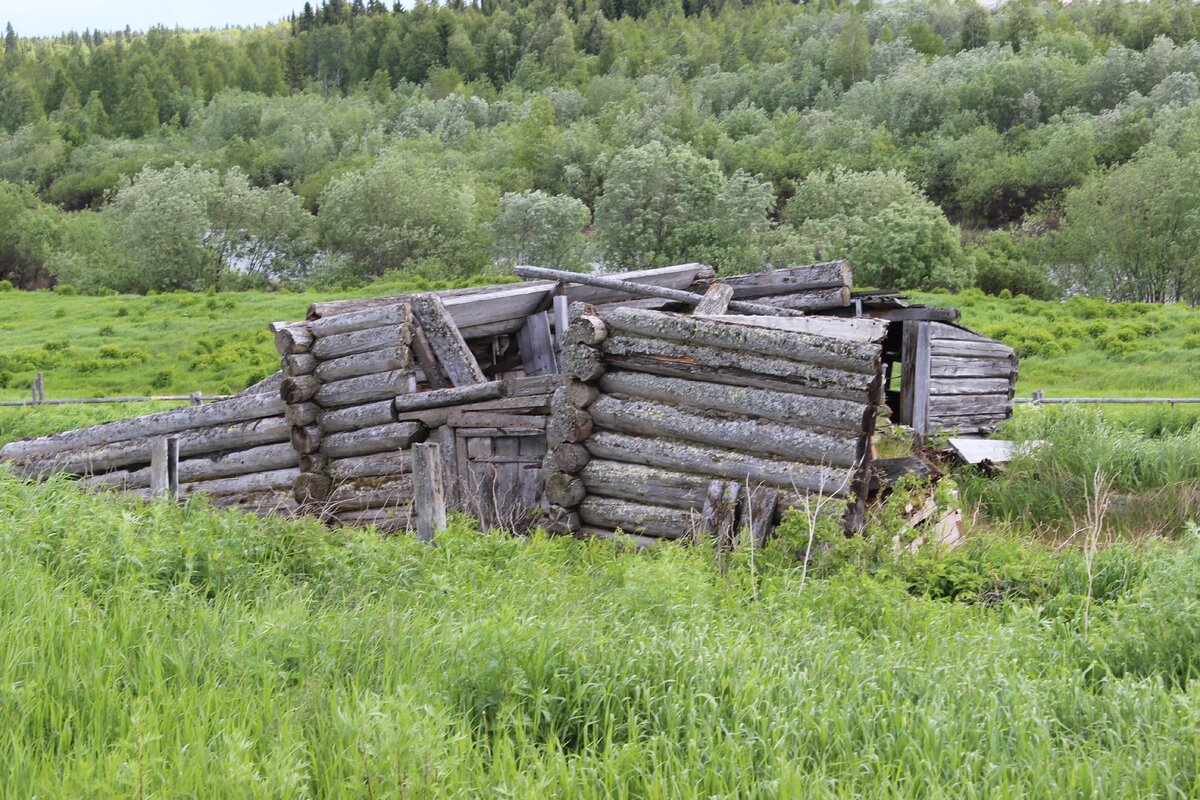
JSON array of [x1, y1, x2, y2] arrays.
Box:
[[542, 303, 888, 548]]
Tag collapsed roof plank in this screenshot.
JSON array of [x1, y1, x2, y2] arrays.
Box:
[[411, 295, 487, 387]]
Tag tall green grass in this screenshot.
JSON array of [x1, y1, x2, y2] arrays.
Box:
[[2, 474, 1200, 798]]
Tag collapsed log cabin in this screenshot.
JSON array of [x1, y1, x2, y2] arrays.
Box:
[[0, 261, 1017, 546]]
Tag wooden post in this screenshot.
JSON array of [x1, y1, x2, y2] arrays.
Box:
[[150, 436, 180, 499], [191, 391, 203, 406], [36, 373, 44, 403], [412, 442, 446, 543]]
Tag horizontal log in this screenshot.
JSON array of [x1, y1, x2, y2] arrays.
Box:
[[692, 314, 887, 345], [447, 411, 546, 430], [326, 476, 414, 512], [22, 416, 291, 476], [285, 402, 318, 427], [544, 443, 590, 475], [505, 374, 563, 396], [595, 306, 882, 374], [928, 378, 1013, 396], [332, 507, 413, 533], [280, 375, 320, 405], [393, 382, 503, 413], [238, 371, 283, 397], [929, 323, 988, 342], [598, 371, 870, 433], [578, 496, 697, 539], [581, 459, 711, 510], [173, 467, 300, 499], [312, 326, 407, 361], [584, 431, 854, 496], [0, 391, 286, 461], [719, 261, 851, 297], [91, 442, 299, 489], [394, 395, 548, 427], [315, 370, 415, 409], [760, 286, 852, 310], [272, 323, 313, 356], [318, 400, 397, 434], [282, 353, 317, 377], [602, 335, 877, 403], [209, 489, 299, 517], [310, 304, 408, 339], [319, 422, 426, 458], [327, 452, 411, 481], [315, 346, 412, 383], [589, 395, 861, 467], [577, 526, 665, 549]]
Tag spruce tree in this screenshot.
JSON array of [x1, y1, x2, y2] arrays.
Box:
[[4, 22, 17, 55], [120, 72, 159, 137]]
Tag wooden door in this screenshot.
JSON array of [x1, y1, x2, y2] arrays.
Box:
[[455, 430, 547, 530]]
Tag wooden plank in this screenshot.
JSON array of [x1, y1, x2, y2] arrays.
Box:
[[552, 294, 570, 360], [394, 395, 548, 427], [928, 378, 1012, 396], [411, 295, 487, 387], [737, 486, 780, 549], [432, 424, 460, 509], [149, 436, 179, 500], [867, 307, 961, 323], [506, 374, 563, 396], [412, 442, 447, 543], [930, 339, 1015, 359], [694, 283, 734, 315], [718, 261, 851, 298], [699, 480, 739, 549], [929, 357, 1018, 379], [516, 311, 559, 376], [929, 322, 988, 342], [926, 393, 1011, 417], [947, 438, 1017, 465]]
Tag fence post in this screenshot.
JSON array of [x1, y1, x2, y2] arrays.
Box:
[[150, 436, 180, 500], [36, 372, 44, 403], [1033, 390, 1045, 404], [191, 391, 203, 406], [412, 442, 446, 544]]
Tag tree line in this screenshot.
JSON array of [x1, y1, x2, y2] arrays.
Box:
[[2, 0, 1199, 303]]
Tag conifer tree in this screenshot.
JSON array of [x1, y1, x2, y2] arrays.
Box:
[[120, 72, 159, 137]]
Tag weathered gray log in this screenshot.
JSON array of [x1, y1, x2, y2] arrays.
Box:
[[20, 416, 291, 476], [562, 345, 604, 382], [319, 422, 426, 458], [693, 314, 887, 344], [578, 496, 696, 539], [699, 480, 739, 548], [315, 347, 412, 383], [506, 374, 563, 396], [312, 326, 407, 361], [598, 371, 870, 433], [412, 442, 446, 543], [326, 477, 414, 512], [517, 311, 559, 376], [409, 322, 451, 390], [238, 371, 284, 397], [565, 313, 608, 347], [546, 394, 593, 446], [299, 453, 328, 474], [928, 378, 1013, 396], [719, 261, 851, 298], [294, 471, 332, 505], [545, 471, 587, 507], [552, 294, 570, 356], [595, 306, 883, 374], [282, 353, 317, 377], [149, 436, 179, 500], [285, 402, 318, 427], [577, 526, 664, 549], [332, 507, 413, 533], [694, 283, 734, 315], [309, 304, 408, 339], [290, 425, 321, 455], [929, 323, 988, 342], [737, 486, 780, 549], [447, 411, 545, 430], [542, 504, 582, 535], [757, 286, 852, 310], [0, 391, 286, 460], [394, 395, 548, 427], [581, 459, 712, 510], [272, 323, 313, 356], [929, 357, 1017, 379], [602, 335, 876, 404], [280, 375, 320, 405], [93, 442, 299, 489], [589, 394, 861, 467], [585, 431, 854, 496], [544, 442, 590, 475], [393, 381, 503, 413], [514, 265, 805, 317], [559, 380, 599, 409], [209, 490, 298, 517], [318, 400, 398, 434], [411, 295, 487, 387], [175, 467, 300, 499], [315, 370, 415, 409], [327, 451, 411, 481]]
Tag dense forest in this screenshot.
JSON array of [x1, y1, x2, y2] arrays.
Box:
[[2, 0, 1199, 303]]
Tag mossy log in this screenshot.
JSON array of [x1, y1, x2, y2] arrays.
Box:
[[578, 496, 697, 540], [315, 346, 413, 383], [319, 422, 426, 458], [315, 370, 416, 409], [318, 400, 398, 434], [312, 326, 407, 360]]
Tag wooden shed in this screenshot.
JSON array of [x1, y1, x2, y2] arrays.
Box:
[[0, 261, 1017, 546]]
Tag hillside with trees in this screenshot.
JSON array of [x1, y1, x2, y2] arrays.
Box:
[[2, 0, 1199, 303]]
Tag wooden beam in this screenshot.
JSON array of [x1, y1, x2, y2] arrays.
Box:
[[149, 436, 179, 500], [412, 442, 446, 544], [694, 283, 734, 315], [411, 295, 487, 387], [516, 311, 559, 376]]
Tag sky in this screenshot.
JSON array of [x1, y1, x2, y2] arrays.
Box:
[[3, 0, 304, 38]]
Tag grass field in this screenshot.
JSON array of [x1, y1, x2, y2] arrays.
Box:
[[1, 286, 1199, 796]]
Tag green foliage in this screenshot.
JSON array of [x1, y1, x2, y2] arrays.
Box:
[[491, 189, 590, 269]]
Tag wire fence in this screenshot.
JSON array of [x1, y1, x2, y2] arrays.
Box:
[[0, 374, 233, 408], [1015, 391, 1200, 406]]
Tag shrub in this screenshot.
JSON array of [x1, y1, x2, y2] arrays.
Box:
[[150, 369, 173, 389], [97, 325, 115, 337]]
